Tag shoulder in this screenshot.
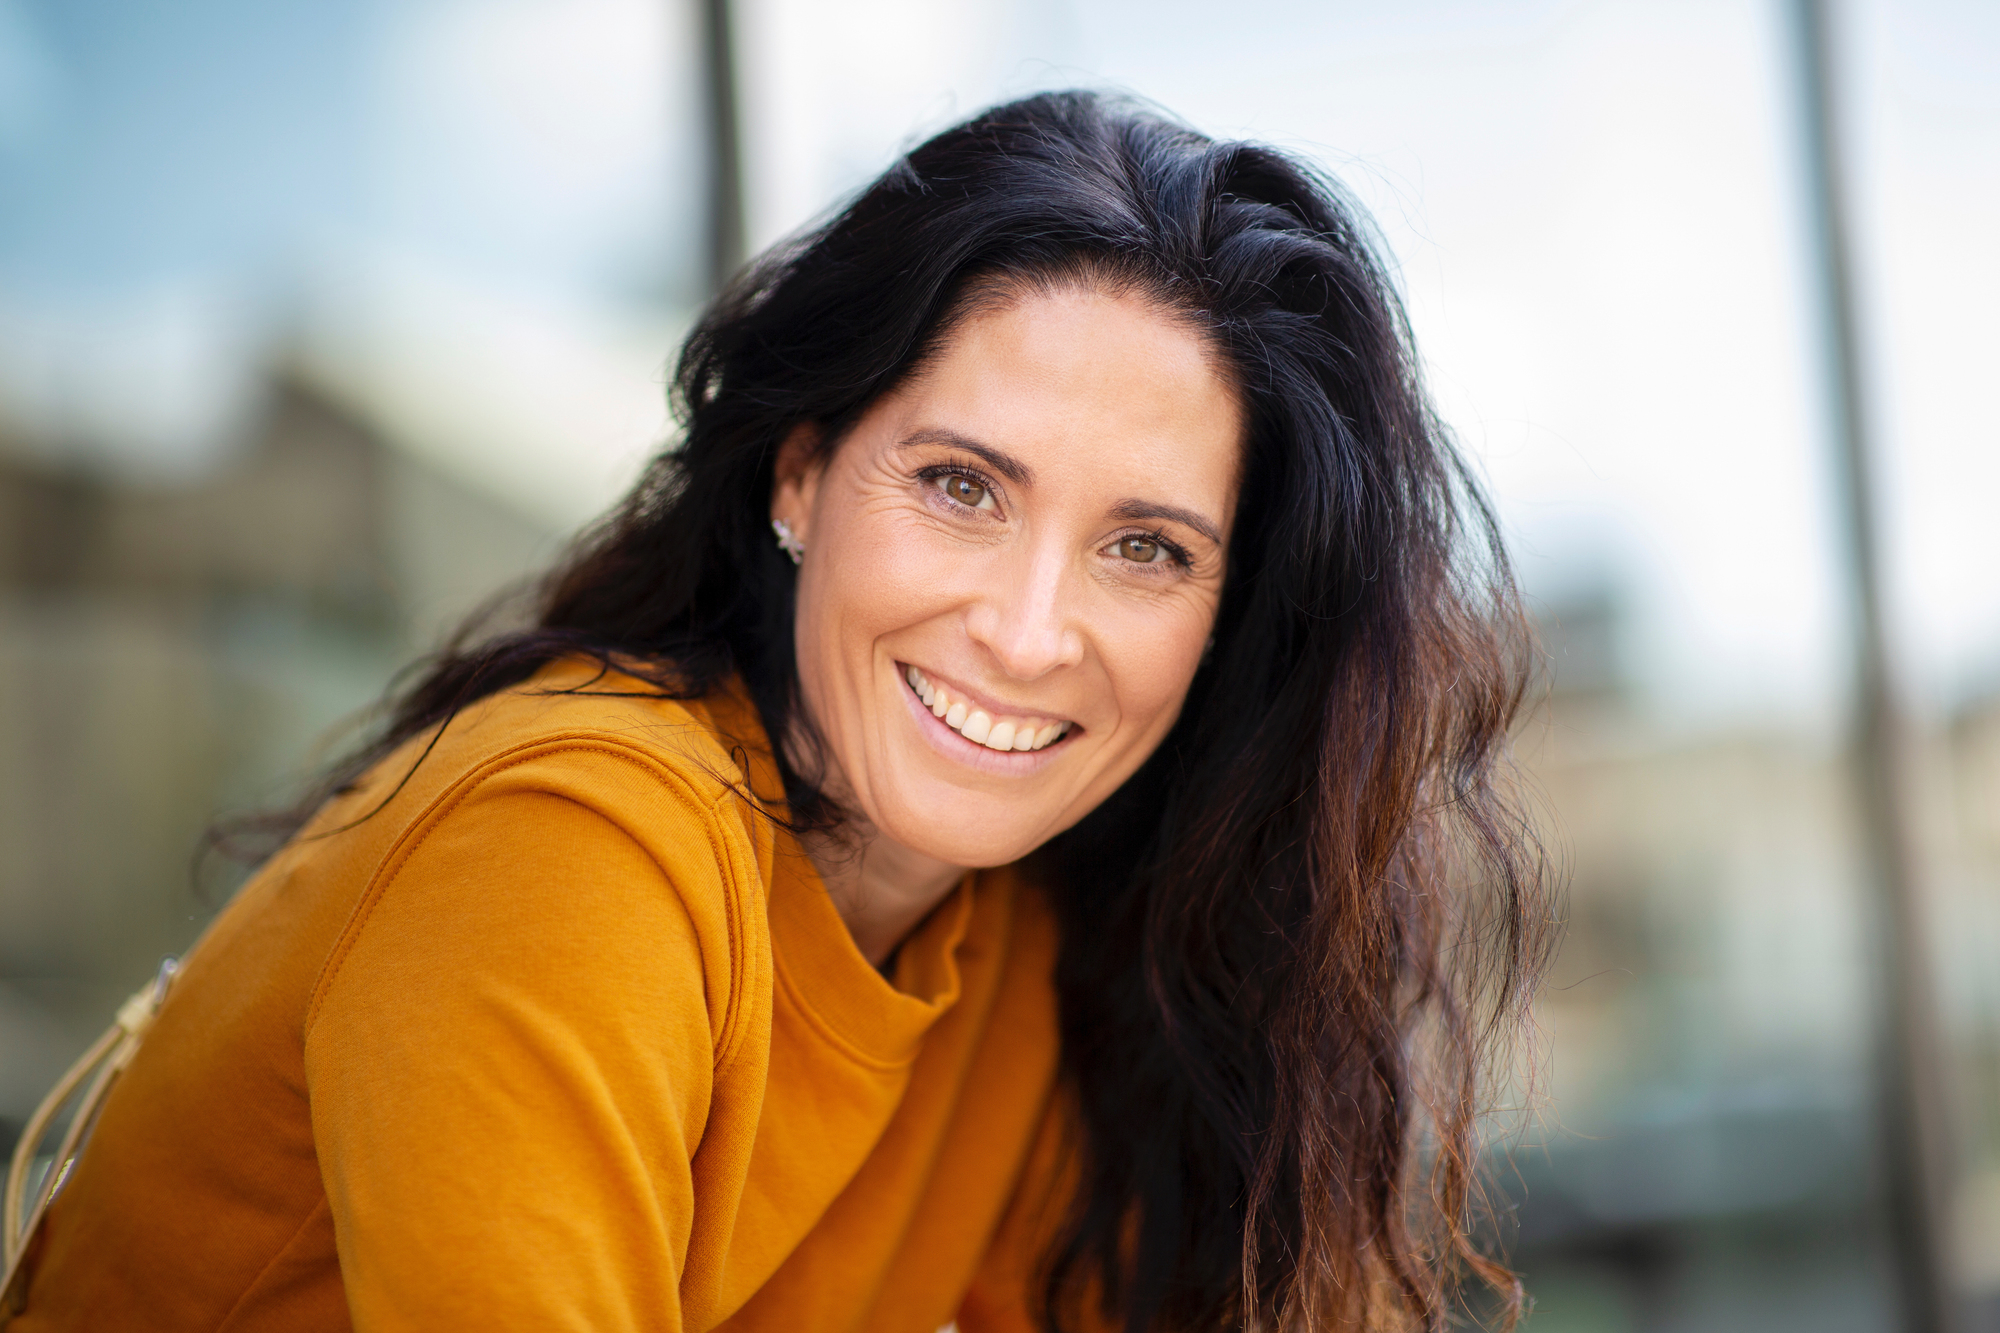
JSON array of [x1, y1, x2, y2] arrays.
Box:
[[427, 658, 767, 801], [300, 660, 781, 1053], [333, 658, 780, 862]]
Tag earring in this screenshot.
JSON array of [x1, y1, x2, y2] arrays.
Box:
[[772, 518, 805, 565]]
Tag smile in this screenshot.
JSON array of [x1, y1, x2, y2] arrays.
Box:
[[902, 665, 1073, 752]]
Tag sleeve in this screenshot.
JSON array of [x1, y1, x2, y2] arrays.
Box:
[[303, 759, 728, 1332]]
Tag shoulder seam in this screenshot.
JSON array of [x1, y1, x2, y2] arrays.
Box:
[[700, 782, 763, 1076]]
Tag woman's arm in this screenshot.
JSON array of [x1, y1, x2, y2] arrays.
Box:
[[304, 763, 729, 1331]]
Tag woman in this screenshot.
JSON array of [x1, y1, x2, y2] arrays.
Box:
[[9, 92, 1550, 1331]]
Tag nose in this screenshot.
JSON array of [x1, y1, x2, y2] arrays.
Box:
[[962, 540, 1086, 681]]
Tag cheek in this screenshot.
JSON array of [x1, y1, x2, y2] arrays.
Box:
[[1109, 638, 1203, 736], [796, 505, 956, 683], [1093, 597, 1213, 737]]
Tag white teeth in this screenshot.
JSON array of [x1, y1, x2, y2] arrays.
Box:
[[903, 666, 1072, 752]]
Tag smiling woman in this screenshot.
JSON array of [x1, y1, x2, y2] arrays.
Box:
[[769, 285, 1244, 959], [3, 93, 1553, 1333]]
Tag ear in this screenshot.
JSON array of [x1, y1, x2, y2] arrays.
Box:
[[769, 422, 825, 541]]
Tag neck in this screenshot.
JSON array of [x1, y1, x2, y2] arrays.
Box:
[[807, 828, 967, 968]]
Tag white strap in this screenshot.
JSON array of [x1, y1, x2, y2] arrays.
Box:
[[0, 958, 176, 1319]]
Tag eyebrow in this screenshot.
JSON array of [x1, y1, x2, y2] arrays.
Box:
[[1109, 498, 1224, 546], [901, 426, 1224, 546], [899, 429, 1034, 485]]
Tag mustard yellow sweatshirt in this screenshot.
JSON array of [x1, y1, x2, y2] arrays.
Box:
[[12, 659, 1076, 1332]]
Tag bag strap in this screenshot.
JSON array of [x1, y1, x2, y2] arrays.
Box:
[[1, 958, 177, 1319]]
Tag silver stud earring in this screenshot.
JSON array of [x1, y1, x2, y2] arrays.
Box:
[[772, 518, 805, 565]]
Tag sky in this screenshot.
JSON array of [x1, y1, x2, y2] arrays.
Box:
[[0, 0, 1994, 725]]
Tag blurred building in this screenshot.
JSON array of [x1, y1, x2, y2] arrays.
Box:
[[1500, 593, 2000, 1331], [0, 355, 561, 1137]]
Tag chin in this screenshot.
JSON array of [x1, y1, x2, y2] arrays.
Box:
[[873, 791, 1050, 871]]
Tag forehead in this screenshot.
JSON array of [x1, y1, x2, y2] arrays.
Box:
[[882, 285, 1244, 506]]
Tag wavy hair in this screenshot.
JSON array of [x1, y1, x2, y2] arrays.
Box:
[[297, 92, 1553, 1331]]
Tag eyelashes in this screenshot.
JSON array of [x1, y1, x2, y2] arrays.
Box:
[[915, 462, 998, 512], [914, 458, 1002, 511], [913, 458, 1196, 571], [1121, 528, 1195, 569]]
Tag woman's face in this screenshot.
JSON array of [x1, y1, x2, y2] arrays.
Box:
[[772, 284, 1242, 869]]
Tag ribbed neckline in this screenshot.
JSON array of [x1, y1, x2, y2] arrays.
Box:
[[693, 676, 982, 1069], [766, 855, 977, 1067]]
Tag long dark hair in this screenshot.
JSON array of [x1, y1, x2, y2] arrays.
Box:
[[299, 92, 1553, 1331]]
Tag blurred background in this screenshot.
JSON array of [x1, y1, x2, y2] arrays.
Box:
[[0, 0, 1995, 1328]]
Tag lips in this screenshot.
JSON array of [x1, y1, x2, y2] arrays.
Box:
[[903, 665, 1073, 752]]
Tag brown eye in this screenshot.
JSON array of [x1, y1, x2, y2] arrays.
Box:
[[942, 475, 991, 509], [1117, 535, 1163, 563]]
